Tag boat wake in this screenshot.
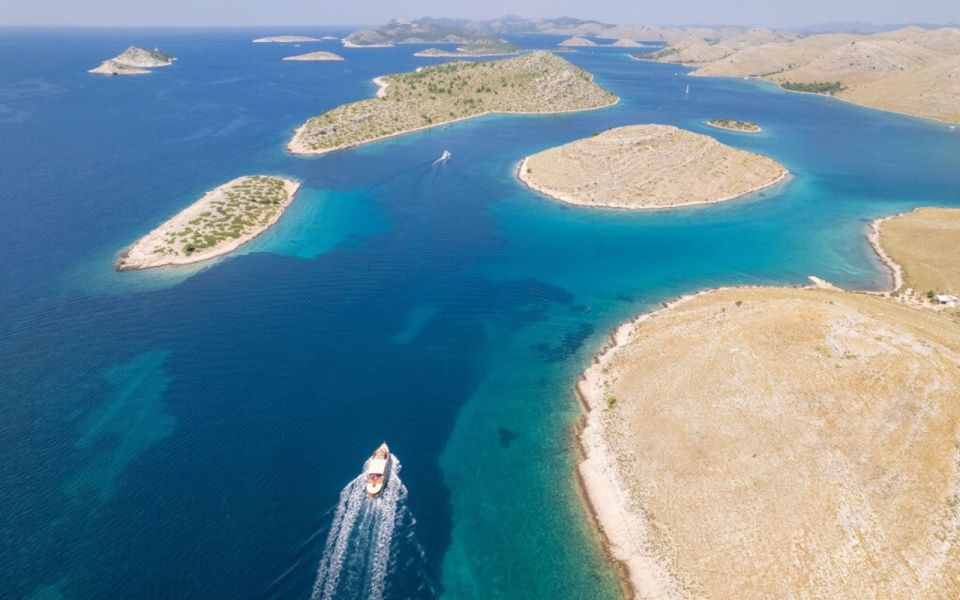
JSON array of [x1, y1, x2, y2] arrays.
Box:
[[310, 455, 433, 600]]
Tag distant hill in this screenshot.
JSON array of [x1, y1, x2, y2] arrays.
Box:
[[343, 17, 502, 46], [798, 21, 960, 34], [344, 16, 762, 47]]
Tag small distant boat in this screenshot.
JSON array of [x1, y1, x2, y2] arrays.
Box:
[[365, 442, 390, 498], [685, 84, 690, 95], [434, 150, 451, 164]]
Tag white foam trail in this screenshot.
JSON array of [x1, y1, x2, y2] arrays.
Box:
[[366, 462, 406, 600], [311, 455, 407, 600]]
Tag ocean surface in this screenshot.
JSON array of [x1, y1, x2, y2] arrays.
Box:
[[1, 27, 958, 599]]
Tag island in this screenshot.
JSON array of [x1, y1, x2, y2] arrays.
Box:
[[413, 41, 520, 57], [578, 283, 960, 598], [872, 207, 960, 304], [517, 124, 787, 210], [252, 36, 322, 43], [88, 46, 175, 76], [650, 27, 960, 123], [559, 37, 596, 47], [282, 51, 344, 62], [706, 118, 762, 132], [344, 17, 504, 47], [287, 51, 618, 155], [611, 39, 644, 47], [118, 176, 300, 270]]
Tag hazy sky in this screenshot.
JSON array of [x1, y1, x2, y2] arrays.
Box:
[[4, 0, 959, 28]]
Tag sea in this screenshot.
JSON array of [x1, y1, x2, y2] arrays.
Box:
[[1, 27, 958, 599]]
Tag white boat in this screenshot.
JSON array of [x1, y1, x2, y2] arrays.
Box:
[[365, 443, 390, 498], [434, 150, 451, 164], [685, 84, 690, 95]]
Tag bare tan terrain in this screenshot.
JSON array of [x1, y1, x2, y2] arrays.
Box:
[[878, 207, 960, 297], [651, 28, 801, 64], [665, 27, 960, 123], [288, 51, 617, 155], [118, 176, 300, 270], [518, 125, 787, 210], [579, 286, 960, 599]]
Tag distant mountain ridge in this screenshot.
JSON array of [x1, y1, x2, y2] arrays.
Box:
[[344, 16, 756, 46]]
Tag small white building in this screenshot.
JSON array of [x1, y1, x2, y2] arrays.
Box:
[[935, 294, 958, 307]]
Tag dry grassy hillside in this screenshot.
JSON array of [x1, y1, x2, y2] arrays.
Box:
[[670, 27, 960, 122], [519, 125, 786, 210], [593, 286, 960, 598], [651, 28, 801, 64], [880, 207, 960, 297]]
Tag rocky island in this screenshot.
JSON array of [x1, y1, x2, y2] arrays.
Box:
[[518, 125, 787, 210], [88, 46, 175, 76], [578, 284, 960, 598], [118, 176, 300, 270], [344, 17, 504, 47], [706, 118, 762, 132], [559, 37, 597, 47], [282, 51, 344, 61], [288, 51, 618, 155], [253, 35, 322, 43], [413, 41, 520, 57]]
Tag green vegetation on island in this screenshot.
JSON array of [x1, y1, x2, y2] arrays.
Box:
[[707, 118, 761, 132], [414, 40, 520, 57], [288, 51, 618, 155], [780, 81, 846, 95], [118, 176, 300, 270], [165, 177, 287, 257]]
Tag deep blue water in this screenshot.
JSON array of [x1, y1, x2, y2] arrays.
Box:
[[1, 27, 959, 600]]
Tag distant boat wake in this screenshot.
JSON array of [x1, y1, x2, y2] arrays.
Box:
[[310, 455, 433, 600], [432, 150, 451, 166]]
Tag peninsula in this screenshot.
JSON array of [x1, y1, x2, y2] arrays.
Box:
[[652, 27, 960, 123], [88, 46, 175, 76], [118, 176, 300, 270], [518, 125, 787, 210], [288, 51, 618, 155], [579, 284, 960, 598], [253, 36, 322, 43], [873, 207, 960, 301], [706, 118, 761, 132], [282, 51, 344, 61]]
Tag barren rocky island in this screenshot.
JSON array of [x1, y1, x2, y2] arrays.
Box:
[[518, 124, 787, 209]]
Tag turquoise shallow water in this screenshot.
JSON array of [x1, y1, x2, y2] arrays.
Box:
[[1, 28, 958, 599]]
